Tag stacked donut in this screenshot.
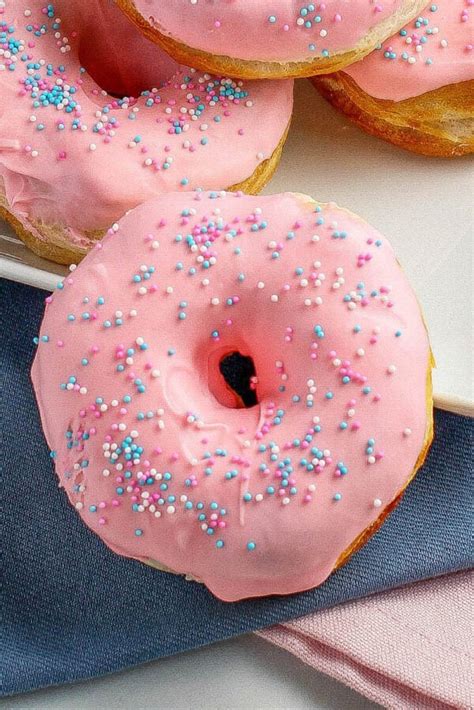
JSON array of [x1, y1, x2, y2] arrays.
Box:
[[1, 0, 447, 600], [123, 0, 473, 154], [1, 1, 471, 263]]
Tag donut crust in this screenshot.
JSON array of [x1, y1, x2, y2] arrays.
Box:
[[0, 122, 289, 265], [116, 0, 428, 80], [313, 73, 474, 157]]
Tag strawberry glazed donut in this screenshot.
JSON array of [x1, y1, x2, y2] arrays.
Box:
[[313, 0, 474, 156], [32, 191, 433, 601], [0, 1, 293, 264], [117, 0, 428, 79]]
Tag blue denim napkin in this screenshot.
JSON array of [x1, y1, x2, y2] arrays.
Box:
[[1, 278, 473, 696]]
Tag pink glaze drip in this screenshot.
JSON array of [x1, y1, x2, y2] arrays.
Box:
[[132, 0, 408, 63], [0, 1, 293, 247], [31, 191, 431, 601], [345, 0, 474, 100]]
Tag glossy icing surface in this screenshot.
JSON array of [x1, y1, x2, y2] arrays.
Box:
[[345, 0, 474, 100], [0, 1, 292, 249], [32, 191, 431, 601], [132, 0, 408, 62]]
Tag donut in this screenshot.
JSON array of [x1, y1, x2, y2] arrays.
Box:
[[31, 190, 433, 602], [0, 1, 293, 265], [117, 0, 429, 79], [312, 0, 474, 157]]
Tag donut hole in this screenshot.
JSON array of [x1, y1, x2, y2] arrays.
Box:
[[217, 352, 258, 409], [77, 7, 181, 99]]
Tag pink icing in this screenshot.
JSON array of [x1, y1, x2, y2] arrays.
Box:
[[31, 191, 431, 601], [132, 0, 408, 62], [345, 0, 474, 100], [0, 1, 292, 248]]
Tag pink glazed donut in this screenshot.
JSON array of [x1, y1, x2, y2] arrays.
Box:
[[313, 0, 474, 156], [117, 0, 428, 78], [32, 191, 433, 602], [0, 0, 293, 264]]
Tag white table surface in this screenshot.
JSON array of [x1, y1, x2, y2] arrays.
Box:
[[2, 80, 472, 708], [3, 635, 379, 709]]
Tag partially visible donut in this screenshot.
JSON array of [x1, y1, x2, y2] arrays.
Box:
[[117, 0, 428, 79], [0, 0, 293, 264], [32, 191, 433, 602], [312, 0, 474, 156]]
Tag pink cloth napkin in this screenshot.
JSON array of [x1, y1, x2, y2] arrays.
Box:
[[258, 570, 473, 709]]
